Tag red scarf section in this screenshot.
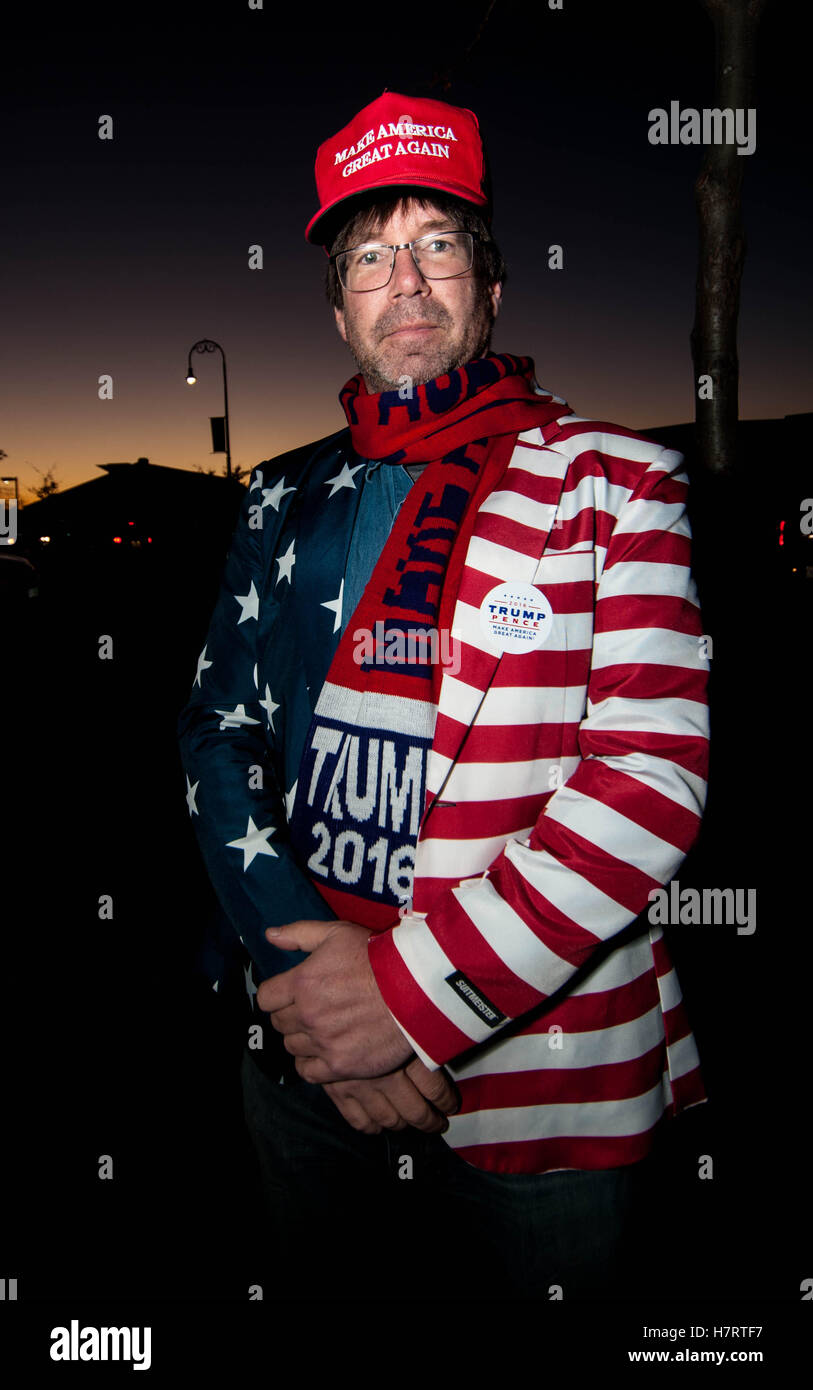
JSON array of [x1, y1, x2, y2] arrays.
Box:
[[339, 352, 564, 466], [288, 354, 569, 927]]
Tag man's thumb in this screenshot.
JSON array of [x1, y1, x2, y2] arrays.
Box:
[[265, 919, 337, 952]]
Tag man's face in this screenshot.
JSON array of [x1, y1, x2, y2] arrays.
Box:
[[333, 199, 502, 393]]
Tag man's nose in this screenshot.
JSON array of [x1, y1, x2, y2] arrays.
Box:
[[389, 245, 428, 295]]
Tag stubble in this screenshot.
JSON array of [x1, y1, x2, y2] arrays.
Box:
[[341, 281, 497, 393]]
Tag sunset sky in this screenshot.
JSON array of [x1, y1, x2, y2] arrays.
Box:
[[3, 0, 809, 497]]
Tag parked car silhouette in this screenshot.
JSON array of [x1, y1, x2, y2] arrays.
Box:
[[0, 549, 39, 600]]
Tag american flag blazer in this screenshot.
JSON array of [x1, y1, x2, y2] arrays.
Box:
[[178, 405, 710, 1176], [368, 413, 710, 1174]]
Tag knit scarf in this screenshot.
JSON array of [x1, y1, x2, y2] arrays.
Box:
[[288, 353, 566, 929]]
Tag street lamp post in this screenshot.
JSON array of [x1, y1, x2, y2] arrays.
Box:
[[186, 339, 232, 479]]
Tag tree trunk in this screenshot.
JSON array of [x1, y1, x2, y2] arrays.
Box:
[[691, 0, 768, 473]]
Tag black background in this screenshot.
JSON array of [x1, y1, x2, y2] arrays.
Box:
[[2, 0, 811, 1366]]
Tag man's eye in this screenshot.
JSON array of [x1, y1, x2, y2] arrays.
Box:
[[428, 239, 451, 253], [357, 249, 384, 265]]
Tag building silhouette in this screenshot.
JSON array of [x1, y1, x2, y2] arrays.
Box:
[[17, 457, 245, 556]]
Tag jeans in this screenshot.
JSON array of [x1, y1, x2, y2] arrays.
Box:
[[240, 1045, 660, 1302]]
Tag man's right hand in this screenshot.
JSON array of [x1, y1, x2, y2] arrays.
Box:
[[322, 1058, 460, 1135]]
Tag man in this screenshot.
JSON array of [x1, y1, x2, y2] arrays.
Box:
[[177, 90, 710, 1300]]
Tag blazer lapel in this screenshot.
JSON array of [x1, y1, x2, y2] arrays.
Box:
[[425, 429, 573, 809]]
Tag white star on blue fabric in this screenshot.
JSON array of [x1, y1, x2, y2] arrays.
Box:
[[284, 780, 298, 822], [194, 644, 213, 686], [321, 577, 344, 633], [324, 461, 364, 498], [322, 461, 364, 500], [214, 704, 262, 731], [262, 477, 296, 511], [258, 685, 280, 732], [226, 815, 278, 871], [249, 469, 264, 493], [244, 963, 257, 1001], [276, 540, 296, 585], [234, 579, 259, 624], [185, 775, 200, 815], [252, 663, 258, 690]]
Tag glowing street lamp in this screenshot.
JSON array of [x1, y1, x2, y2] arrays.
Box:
[[185, 339, 232, 478]]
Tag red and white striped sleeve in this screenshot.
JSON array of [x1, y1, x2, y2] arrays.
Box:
[[367, 444, 711, 1068]]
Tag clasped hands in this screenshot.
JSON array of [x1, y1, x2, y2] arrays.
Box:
[[256, 919, 459, 1136]]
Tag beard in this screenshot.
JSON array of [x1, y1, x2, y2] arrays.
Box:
[[341, 281, 497, 394]]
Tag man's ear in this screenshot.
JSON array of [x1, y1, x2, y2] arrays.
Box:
[[489, 280, 503, 319], [334, 304, 348, 342]]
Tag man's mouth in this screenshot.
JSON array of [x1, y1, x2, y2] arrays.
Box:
[[385, 323, 437, 338]]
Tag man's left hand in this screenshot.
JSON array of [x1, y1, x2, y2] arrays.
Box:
[[256, 920, 413, 1083]]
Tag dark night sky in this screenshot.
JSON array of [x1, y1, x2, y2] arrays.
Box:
[[2, 0, 810, 494]]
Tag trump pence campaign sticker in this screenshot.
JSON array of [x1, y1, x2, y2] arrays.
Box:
[[479, 581, 554, 653]]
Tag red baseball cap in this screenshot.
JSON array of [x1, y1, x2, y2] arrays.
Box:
[[305, 90, 491, 246]]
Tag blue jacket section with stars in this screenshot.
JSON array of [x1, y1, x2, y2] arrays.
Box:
[[177, 428, 415, 986]]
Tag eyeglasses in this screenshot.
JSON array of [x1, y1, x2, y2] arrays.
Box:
[[330, 230, 478, 292]]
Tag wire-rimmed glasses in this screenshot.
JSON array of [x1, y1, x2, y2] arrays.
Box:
[[330, 230, 478, 292]]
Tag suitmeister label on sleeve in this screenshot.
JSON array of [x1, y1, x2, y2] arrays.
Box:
[[445, 971, 507, 1028]]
